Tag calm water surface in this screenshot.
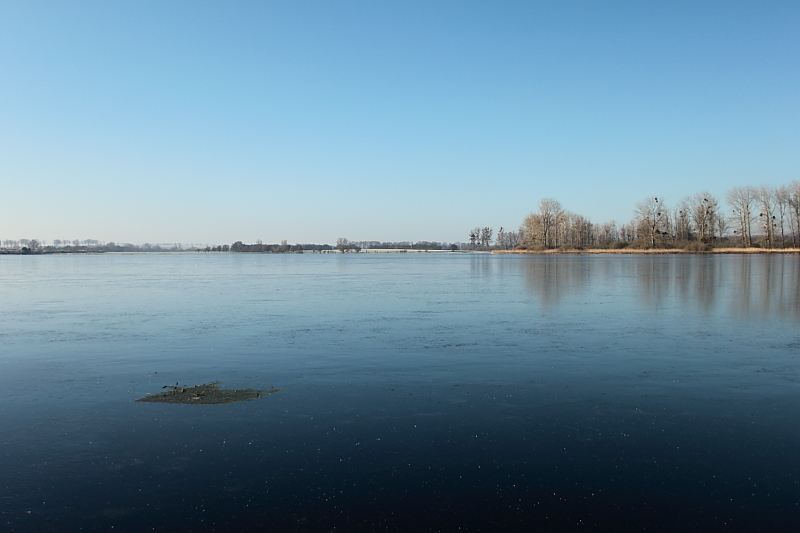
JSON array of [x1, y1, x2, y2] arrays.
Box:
[[1, 253, 798, 532]]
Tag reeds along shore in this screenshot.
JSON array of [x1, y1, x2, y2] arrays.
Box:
[[493, 248, 800, 255]]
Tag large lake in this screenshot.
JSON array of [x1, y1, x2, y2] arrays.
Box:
[[1, 253, 798, 532]]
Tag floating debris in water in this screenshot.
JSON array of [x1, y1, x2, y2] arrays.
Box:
[[135, 381, 280, 405]]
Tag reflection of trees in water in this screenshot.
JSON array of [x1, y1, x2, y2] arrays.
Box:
[[634, 254, 799, 320], [519, 256, 592, 307], [631, 256, 675, 311], [634, 255, 720, 314], [732, 255, 800, 321], [469, 254, 494, 279], [512, 254, 799, 320]]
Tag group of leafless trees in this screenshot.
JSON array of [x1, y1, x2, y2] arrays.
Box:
[[348, 240, 457, 250], [1, 238, 463, 254], [468, 227, 494, 248], [463, 227, 522, 250], [2, 239, 41, 251], [628, 193, 729, 249], [0, 240, 200, 254], [229, 240, 306, 253], [495, 228, 522, 250], [518, 198, 600, 249], [8, 181, 800, 255], [726, 184, 800, 249], [2, 238, 72, 251], [335, 238, 362, 252], [514, 181, 800, 250]]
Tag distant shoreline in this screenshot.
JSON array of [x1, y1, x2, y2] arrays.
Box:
[[0, 249, 470, 256], [3, 248, 798, 256]]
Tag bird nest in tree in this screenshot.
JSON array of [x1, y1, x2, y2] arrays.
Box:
[[136, 382, 280, 405]]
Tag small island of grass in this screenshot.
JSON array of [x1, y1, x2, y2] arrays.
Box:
[[136, 382, 280, 405]]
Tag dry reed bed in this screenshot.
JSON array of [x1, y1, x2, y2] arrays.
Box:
[[494, 248, 800, 255]]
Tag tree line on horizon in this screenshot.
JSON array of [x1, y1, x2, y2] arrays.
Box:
[[6, 181, 799, 254], [0, 238, 462, 254], [225, 238, 458, 253], [473, 181, 800, 251], [0, 240, 189, 254]]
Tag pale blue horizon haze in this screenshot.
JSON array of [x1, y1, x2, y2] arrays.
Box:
[[1, 1, 798, 245]]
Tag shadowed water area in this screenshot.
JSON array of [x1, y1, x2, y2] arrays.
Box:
[[1, 253, 798, 532]]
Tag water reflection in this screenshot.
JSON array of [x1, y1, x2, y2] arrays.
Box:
[[512, 254, 799, 320], [468, 253, 494, 279], [3, 253, 799, 532], [734, 254, 800, 321], [517, 256, 592, 308]]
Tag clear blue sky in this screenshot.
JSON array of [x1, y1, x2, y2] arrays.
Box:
[[2, 1, 798, 245]]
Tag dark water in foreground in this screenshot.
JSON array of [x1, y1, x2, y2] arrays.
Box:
[[1, 253, 798, 532]]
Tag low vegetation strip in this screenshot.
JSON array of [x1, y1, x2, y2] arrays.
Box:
[[136, 382, 280, 405], [493, 247, 800, 255]]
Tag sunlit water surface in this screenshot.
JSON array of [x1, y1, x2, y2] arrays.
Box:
[[1, 253, 798, 532]]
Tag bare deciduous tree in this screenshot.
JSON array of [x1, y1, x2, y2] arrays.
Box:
[[716, 212, 728, 240], [726, 186, 756, 247], [787, 180, 800, 247], [635, 197, 667, 248], [776, 185, 791, 248], [469, 228, 480, 248], [596, 221, 618, 244], [496, 227, 507, 250], [521, 213, 543, 247], [673, 203, 692, 242], [494, 228, 520, 250], [756, 186, 777, 248], [538, 198, 564, 248], [506, 230, 520, 248], [688, 192, 718, 243], [480, 227, 493, 248]]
